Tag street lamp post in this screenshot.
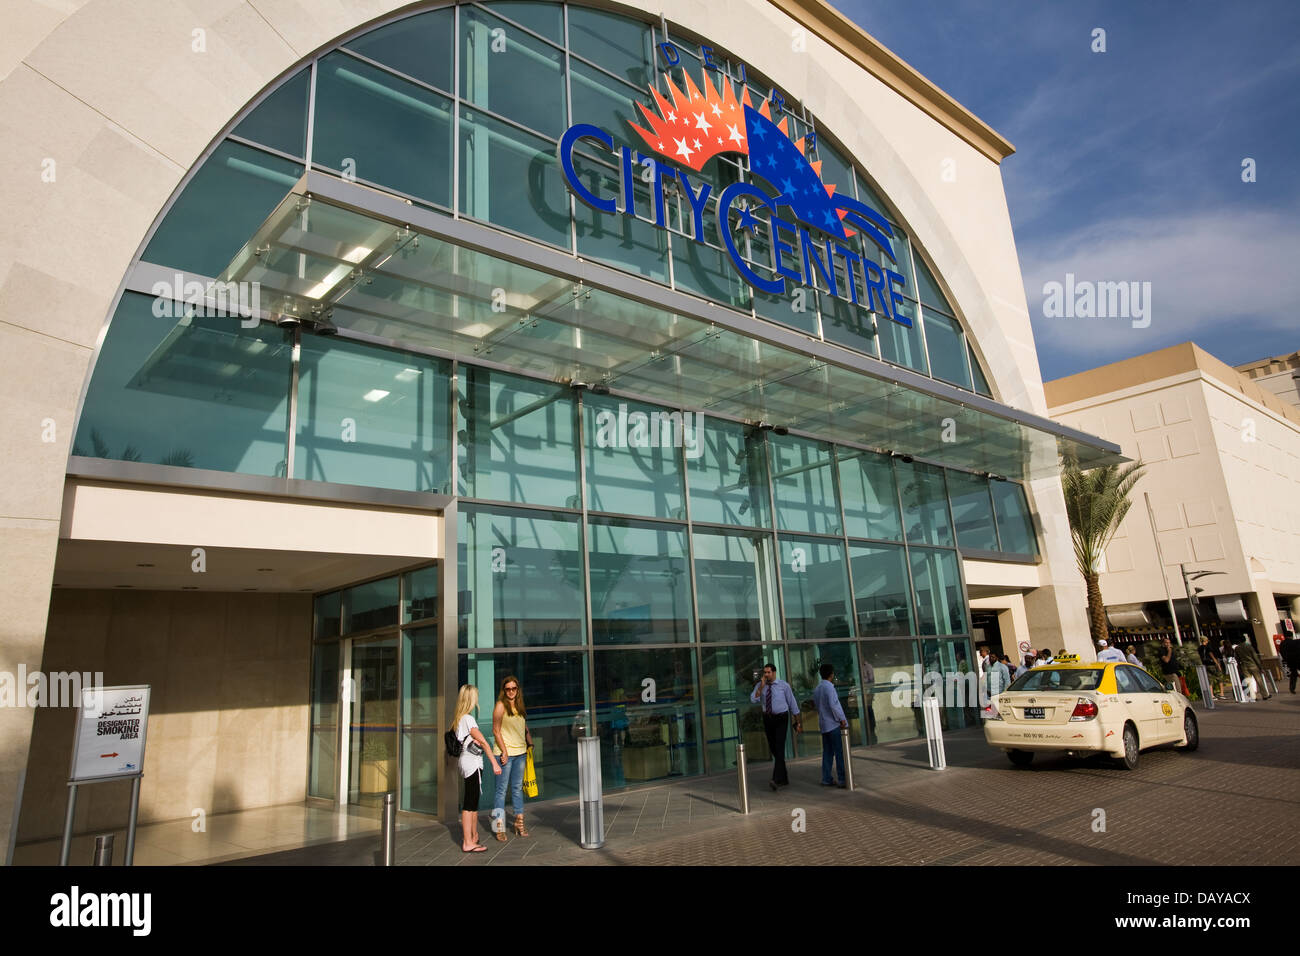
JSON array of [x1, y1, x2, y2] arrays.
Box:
[[1179, 564, 1226, 647]]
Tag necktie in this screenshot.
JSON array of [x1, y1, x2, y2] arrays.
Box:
[[765, 683, 772, 715]]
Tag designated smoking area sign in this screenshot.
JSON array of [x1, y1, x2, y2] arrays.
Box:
[[61, 684, 151, 865]]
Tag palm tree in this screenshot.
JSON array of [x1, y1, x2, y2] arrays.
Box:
[[1061, 451, 1146, 645]]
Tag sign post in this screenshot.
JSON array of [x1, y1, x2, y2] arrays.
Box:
[[60, 685, 150, 866]]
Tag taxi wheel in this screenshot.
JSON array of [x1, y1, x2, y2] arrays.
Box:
[[1118, 724, 1140, 770], [1007, 749, 1034, 767], [1179, 711, 1199, 752]]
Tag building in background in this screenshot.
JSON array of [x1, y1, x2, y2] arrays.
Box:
[[1236, 350, 1300, 413], [1046, 343, 1300, 659], [0, 0, 1120, 860]]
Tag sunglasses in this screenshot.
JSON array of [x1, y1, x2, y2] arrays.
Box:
[[505, 686, 519, 692]]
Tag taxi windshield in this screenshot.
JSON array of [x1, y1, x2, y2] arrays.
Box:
[[1008, 668, 1105, 692]]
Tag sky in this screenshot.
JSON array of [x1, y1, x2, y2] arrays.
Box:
[[831, 0, 1300, 381]]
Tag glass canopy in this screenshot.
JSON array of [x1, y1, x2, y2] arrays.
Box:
[[207, 176, 1122, 481]]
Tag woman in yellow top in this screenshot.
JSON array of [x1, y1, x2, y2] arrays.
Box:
[[491, 674, 533, 841]]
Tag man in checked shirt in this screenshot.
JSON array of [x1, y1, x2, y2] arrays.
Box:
[[750, 663, 801, 791]]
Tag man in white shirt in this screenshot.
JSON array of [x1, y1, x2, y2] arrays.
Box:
[[1097, 639, 1126, 662]]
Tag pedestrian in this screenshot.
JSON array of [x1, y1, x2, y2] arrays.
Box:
[[1157, 636, 1181, 691], [1233, 636, 1272, 701], [750, 663, 800, 791], [812, 662, 847, 788], [1096, 639, 1125, 663], [1032, 648, 1054, 668], [1197, 636, 1227, 700], [452, 684, 501, 853], [985, 653, 1011, 701], [490, 674, 533, 842], [1280, 636, 1300, 694], [1124, 645, 1140, 666]]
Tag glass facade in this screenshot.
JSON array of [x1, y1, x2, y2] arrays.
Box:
[[72, 1, 1062, 811]]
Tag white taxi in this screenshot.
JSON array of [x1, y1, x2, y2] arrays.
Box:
[[983, 656, 1199, 769]]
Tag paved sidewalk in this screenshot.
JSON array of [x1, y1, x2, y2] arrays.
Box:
[[221, 692, 1300, 866]]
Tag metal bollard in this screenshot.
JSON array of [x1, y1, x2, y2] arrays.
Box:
[[736, 743, 750, 814], [1226, 659, 1246, 702], [1194, 665, 1215, 710], [91, 834, 113, 866], [921, 698, 946, 770], [840, 725, 854, 791], [1262, 670, 1278, 697], [577, 735, 604, 849], [381, 792, 396, 866]]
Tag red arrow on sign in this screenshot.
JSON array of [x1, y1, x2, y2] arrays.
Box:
[[100, 752, 119, 758]]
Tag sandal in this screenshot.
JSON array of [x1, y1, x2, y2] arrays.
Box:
[[462, 844, 487, 853], [513, 814, 531, 838]]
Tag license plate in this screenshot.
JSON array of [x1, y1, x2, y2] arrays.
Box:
[[1024, 706, 1045, 719]]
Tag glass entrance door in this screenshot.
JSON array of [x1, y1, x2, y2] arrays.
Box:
[[347, 633, 399, 807]]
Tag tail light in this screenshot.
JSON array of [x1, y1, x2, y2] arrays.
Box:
[[1069, 698, 1098, 721]]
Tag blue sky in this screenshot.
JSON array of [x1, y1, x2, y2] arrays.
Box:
[[832, 0, 1300, 381]]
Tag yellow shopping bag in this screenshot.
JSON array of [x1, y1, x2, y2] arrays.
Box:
[[522, 746, 539, 799]]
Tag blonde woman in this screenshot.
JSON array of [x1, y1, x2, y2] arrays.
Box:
[[452, 684, 501, 853], [490, 675, 534, 841]]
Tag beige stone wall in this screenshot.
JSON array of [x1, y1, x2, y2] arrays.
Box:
[[15, 590, 310, 844]]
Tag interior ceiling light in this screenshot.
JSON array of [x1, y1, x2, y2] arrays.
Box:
[[304, 245, 372, 300], [363, 389, 390, 402]]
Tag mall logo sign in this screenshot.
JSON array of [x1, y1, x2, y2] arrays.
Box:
[[593, 403, 704, 458], [557, 42, 914, 332], [150, 272, 262, 328]]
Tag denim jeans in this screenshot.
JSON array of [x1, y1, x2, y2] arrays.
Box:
[[821, 729, 845, 785], [493, 752, 528, 818]]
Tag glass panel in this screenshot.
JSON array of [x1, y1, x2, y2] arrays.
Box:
[[314, 51, 452, 207], [787, 641, 864, 746], [458, 366, 579, 507], [569, 59, 642, 150], [694, 529, 779, 642], [837, 449, 902, 542], [232, 68, 309, 157], [568, 6, 653, 86], [460, 6, 566, 137], [459, 649, 590, 800], [820, 289, 880, 357], [913, 253, 955, 315], [583, 393, 686, 519], [344, 8, 455, 92], [897, 460, 954, 547], [483, 1, 562, 44], [596, 647, 701, 786], [859, 638, 922, 744], [400, 625, 438, 813], [314, 591, 342, 639], [920, 635, 975, 731], [969, 344, 992, 396], [924, 311, 971, 388], [73, 293, 291, 475], [459, 106, 570, 247], [344, 576, 400, 633], [308, 642, 339, 800], [779, 535, 853, 641], [849, 544, 913, 637], [877, 299, 928, 374], [992, 481, 1038, 556], [701, 644, 786, 770], [294, 336, 451, 492], [687, 417, 770, 528], [402, 565, 438, 623], [814, 140, 855, 199], [142, 140, 302, 276], [347, 634, 398, 806], [572, 151, 670, 282], [589, 518, 693, 644], [947, 470, 998, 552], [911, 548, 966, 636], [672, 230, 749, 309], [769, 434, 839, 535], [459, 506, 586, 648]]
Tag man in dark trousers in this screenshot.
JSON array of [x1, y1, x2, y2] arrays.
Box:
[[750, 663, 800, 791], [1281, 635, 1300, 694]]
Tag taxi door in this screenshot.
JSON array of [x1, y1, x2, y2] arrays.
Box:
[[1114, 666, 1166, 744], [1132, 666, 1179, 742]]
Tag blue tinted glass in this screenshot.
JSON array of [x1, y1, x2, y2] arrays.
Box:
[[570, 59, 644, 146], [911, 548, 966, 635], [588, 518, 693, 644], [992, 482, 1037, 556], [837, 449, 902, 542], [74, 292, 291, 475], [294, 336, 450, 492], [572, 152, 669, 282], [458, 366, 579, 508], [459, 106, 570, 247], [877, 300, 928, 375], [946, 470, 998, 551], [820, 290, 879, 357], [693, 529, 778, 642], [233, 68, 309, 156], [594, 647, 701, 783], [459, 507, 587, 648], [913, 254, 954, 316], [701, 643, 788, 770], [482, 1, 563, 44], [686, 417, 770, 528], [344, 575, 400, 632], [345, 8, 454, 92], [769, 434, 839, 534], [897, 461, 953, 547], [568, 6, 653, 87], [849, 544, 913, 637], [779, 535, 853, 641], [583, 393, 685, 518], [314, 52, 452, 207], [402, 565, 438, 623], [143, 141, 302, 276], [461, 6, 566, 137], [924, 310, 971, 388], [969, 344, 992, 396]]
